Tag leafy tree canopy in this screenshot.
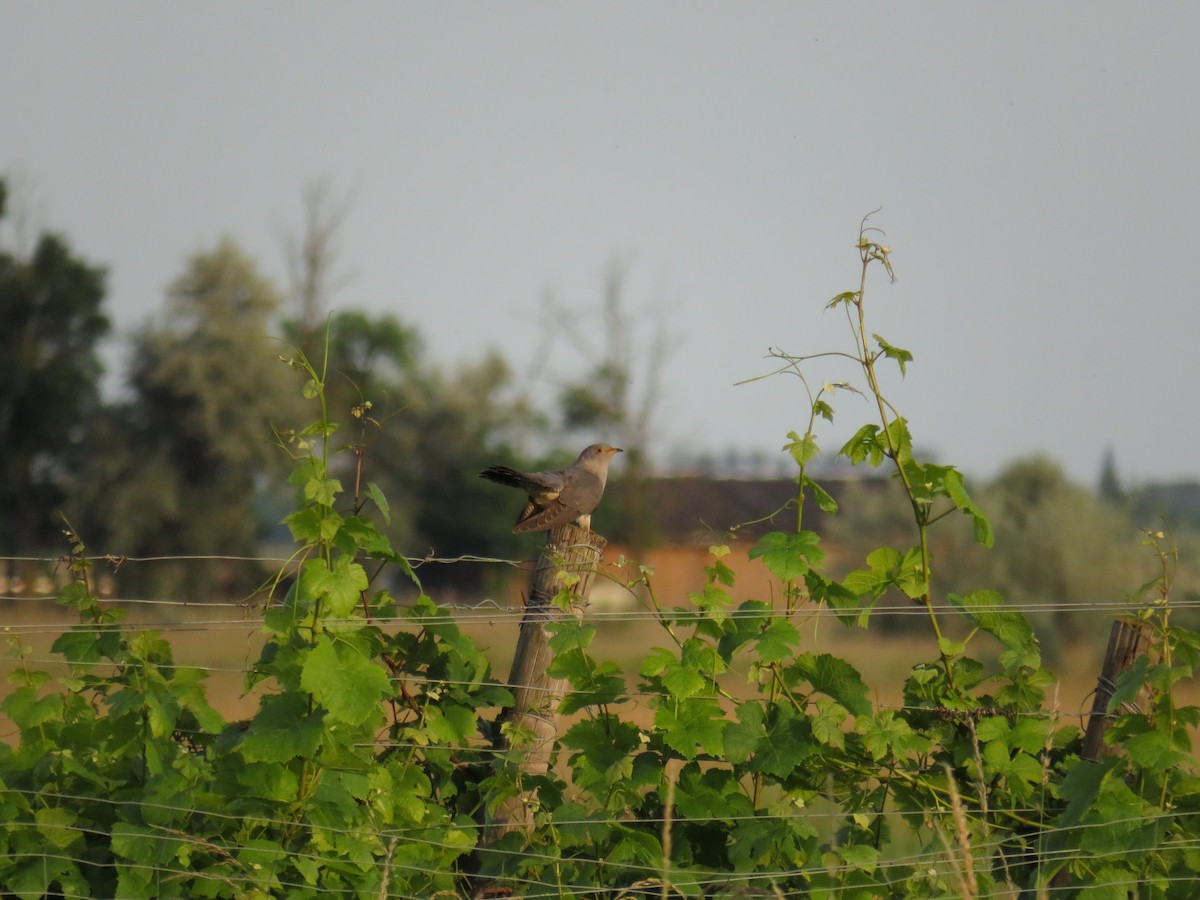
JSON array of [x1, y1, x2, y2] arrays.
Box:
[[0, 180, 110, 551], [86, 237, 299, 598]]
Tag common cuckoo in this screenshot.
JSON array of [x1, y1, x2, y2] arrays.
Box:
[[479, 443, 623, 533]]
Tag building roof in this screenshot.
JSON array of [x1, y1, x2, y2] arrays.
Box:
[[644, 475, 864, 544]]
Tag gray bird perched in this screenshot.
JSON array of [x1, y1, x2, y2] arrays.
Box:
[[479, 443, 623, 533]]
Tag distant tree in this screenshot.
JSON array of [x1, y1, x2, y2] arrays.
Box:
[[284, 176, 355, 362], [341, 328, 542, 595], [1097, 446, 1124, 503], [273, 184, 545, 595], [305, 309, 423, 405], [402, 351, 544, 592], [276, 180, 424, 539], [958, 456, 1140, 652], [284, 306, 544, 597], [0, 179, 110, 554], [284, 308, 428, 550], [532, 258, 671, 551], [825, 456, 1143, 653], [89, 237, 298, 599], [1128, 481, 1200, 533]]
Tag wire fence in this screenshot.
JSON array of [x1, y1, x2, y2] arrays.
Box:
[[1, 550, 1193, 896], [0, 550, 1178, 718], [1, 550, 1186, 614]]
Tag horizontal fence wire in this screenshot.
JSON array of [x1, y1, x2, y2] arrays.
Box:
[[0, 603, 1181, 626], [1, 550, 1188, 617], [0, 552, 526, 568], [0, 594, 1183, 617]]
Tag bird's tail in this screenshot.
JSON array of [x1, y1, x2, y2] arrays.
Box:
[[479, 465, 526, 488]]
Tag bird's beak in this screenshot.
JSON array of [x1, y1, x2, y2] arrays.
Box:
[[612, 447, 623, 454]]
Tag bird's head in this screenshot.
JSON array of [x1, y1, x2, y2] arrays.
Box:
[[581, 443, 623, 460]]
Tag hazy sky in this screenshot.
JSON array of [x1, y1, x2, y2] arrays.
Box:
[[4, 3, 1198, 486]]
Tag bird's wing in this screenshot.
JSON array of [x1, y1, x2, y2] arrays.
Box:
[[558, 469, 604, 515], [513, 499, 581, 533]]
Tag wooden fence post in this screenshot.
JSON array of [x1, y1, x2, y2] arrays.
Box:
[[1045, 619, 1155, 891], [1081, 618, 1154, 761], [488, 522, 607, 838]]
